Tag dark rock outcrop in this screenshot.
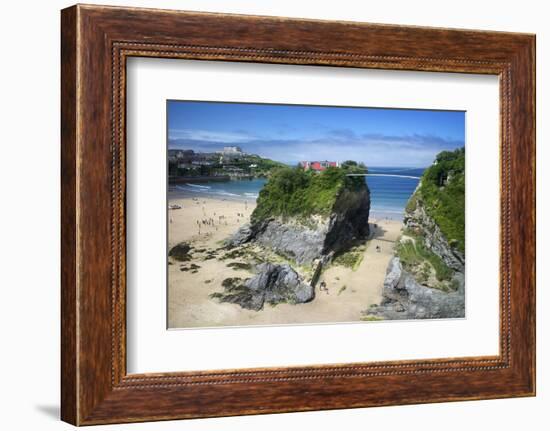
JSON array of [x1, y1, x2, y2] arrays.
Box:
[[211, 263, 314, 311], [324, 186, 371, 255], [168, 242, 192, 262], [368, 257, 465, 320], [227, 185, 370, 266]]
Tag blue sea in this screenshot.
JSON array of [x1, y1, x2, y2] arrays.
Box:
[[169, 167, 424, 221], [365, 167, 424, 220]]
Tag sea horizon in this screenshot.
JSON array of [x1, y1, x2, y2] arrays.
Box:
[[168, 166, 424, 221]]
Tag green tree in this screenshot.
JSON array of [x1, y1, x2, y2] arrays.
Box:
[[416, 148, 465, 252]]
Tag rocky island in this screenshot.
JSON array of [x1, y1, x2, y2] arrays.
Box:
[[210, 164, 371, 310], [366, 148, 466, 320]]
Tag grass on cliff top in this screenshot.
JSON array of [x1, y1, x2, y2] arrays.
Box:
[[251, 164, 367, 223], [397, 231, 453, 282], [411, 148, 465, 253]]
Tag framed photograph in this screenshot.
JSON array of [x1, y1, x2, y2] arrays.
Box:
[[61, 4, 535, 425], [165, 101, 466, 329]]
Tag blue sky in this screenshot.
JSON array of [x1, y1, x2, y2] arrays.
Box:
[[167, 100, 465, 168]]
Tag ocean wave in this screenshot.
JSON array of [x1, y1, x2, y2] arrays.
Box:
[[174, 185, 241, 198], [175, 184, 213, 193], [185, 183, 211, 189], [370, 207, 405, 214], [215, 191, 240, 197]]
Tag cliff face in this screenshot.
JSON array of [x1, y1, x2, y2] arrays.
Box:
[[404, 192, 465, 273], [227, 166, 370, 266], [323, 185, 371, 257], [368, 148, 466, 320]]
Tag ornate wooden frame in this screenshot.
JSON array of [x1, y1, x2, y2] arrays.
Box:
[[61, 4, 536, 425]]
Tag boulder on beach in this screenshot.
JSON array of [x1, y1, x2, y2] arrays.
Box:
[[210, 263, 314, 311], [366, 257, 465, 320], [168, 242, 192, 261]]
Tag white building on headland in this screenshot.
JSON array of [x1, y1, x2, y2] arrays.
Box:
[[221, 146, 243, 154]]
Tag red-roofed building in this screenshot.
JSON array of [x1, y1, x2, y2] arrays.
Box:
[[300, 160, 338, 171]]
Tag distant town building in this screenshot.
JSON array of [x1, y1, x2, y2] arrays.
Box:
[[300, 160, 339, 172], [169, 146, 251, 170], [191, 160, 213, 166], [221, 146, 243, 154], [168, 149, 194, 162]]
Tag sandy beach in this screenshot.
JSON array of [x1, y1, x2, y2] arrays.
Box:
[[168, 194, 402, 329]]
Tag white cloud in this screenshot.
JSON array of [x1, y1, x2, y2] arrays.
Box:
[[168, 129, 256, 143], [168, 130, 464, 168]]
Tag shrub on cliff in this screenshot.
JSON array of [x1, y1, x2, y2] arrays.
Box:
[[251, 164, 366, 223], [418, 148, 465, 252]]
